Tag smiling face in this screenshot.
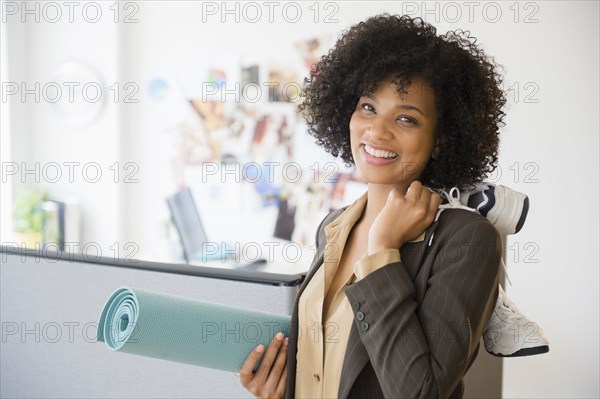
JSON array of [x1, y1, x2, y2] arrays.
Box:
[[349, 76, 439, 189]]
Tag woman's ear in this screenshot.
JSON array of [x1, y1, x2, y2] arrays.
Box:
[[432, 134, 445, 160]]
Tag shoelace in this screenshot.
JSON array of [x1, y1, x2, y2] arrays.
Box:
[[497, 285, 522, 322], [434, 186, 477, 222], [468, 183, 492, 214], [428, 187, 476, 246], [431, 186, 513, 287]]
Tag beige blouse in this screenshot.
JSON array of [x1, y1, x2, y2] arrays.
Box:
[[294, 192, 407, 398]]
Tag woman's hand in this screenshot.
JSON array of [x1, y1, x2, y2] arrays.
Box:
[[239, 332, 288, 399], [368, 180, 442, 254]]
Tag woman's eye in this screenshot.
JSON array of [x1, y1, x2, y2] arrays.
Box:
[[398, 116, 417, 125], [361, 103, 375, 112]]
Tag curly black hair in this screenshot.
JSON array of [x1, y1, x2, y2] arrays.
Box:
[[299, 14, 506, 190]]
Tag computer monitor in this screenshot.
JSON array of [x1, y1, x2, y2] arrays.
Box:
[[166, 186, 209, 263], [167, 186, 268, 270]]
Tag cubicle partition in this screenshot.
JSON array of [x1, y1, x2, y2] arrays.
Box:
[[1, 245, 501, 398], [0, 246, 303, 398]]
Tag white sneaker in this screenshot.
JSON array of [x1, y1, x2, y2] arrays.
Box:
[[483, 285, 550, 357], [437, 186, 549, 358], [460, 183, 529, 236]]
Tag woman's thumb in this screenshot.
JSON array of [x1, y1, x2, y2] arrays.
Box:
[[387, 188, 401, 204]]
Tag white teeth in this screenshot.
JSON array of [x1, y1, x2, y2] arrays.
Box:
[[364, 144, 398, 159]]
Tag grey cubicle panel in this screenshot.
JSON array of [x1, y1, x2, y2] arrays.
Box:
[[0, 245, 501, 398], [0, 246, 302, 398]]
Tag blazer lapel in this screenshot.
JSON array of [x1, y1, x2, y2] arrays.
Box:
[[297, 251, 325, 298], [286, 206, 350, 398], [284, 213, 334, 399]]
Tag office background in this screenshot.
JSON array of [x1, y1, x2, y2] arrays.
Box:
[[1, 1, 599, 397]]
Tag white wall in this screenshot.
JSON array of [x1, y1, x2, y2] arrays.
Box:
[[486, 3, 600, 397], [1, 16, 12, 238], [2, 1, 598, 397], [4, 2, 123, 251]]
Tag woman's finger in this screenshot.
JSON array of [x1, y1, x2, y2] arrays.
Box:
[[255, 332, 285, 381], [418, 186, 431, 205], [275, 362, 288, 397], [387, 187, 402, 204], [265, 336, 288, 391], [239, 344, 264, 387], [406, 180, 423, 199], [428, 192, 442, 218]]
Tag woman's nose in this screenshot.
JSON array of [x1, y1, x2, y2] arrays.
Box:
[[367, 117, 393, 140]]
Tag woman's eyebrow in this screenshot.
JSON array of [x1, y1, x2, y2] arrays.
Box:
[[396, 104, 425, 116], [363, 93, 379, 103], [363, 94, 425, 116]]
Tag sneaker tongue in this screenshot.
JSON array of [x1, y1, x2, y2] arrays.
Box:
[[468, 186, 496, 216], [467, 192, 486, 210]]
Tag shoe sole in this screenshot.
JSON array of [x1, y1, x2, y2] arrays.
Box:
[[487, 345, 549, 357], [515, 196, 529, 233]]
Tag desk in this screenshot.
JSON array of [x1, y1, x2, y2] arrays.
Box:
[[187, 238, 316, 276]]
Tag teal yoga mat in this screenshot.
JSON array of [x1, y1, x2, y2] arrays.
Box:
[[97, 287, 291, 372]]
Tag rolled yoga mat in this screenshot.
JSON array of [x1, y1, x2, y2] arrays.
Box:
[[97, 287, 291, 372]]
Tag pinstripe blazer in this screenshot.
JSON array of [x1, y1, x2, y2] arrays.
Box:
[[284, 205, 502, 399]]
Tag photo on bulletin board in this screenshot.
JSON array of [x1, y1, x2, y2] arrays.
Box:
[[272, 166, 363, 246], [295, 34, 335, 73], [267, 67, 300, 103], [242, 65, 260, 86], [249, 102, 296, 164]]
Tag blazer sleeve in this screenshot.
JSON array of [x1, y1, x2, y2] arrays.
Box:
[[343, 215, 502, 398]]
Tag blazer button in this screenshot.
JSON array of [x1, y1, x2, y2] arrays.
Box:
[[313, 373, 320, 382], [361, 322, 369, 331], [356, 311, 364, 321], [352, 300, 360, 311]]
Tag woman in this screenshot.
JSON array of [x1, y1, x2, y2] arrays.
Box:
[[240, 14, 505, 398]]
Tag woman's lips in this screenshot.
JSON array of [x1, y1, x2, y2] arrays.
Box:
[[364, 143, 398, 158], [360, 144, 399, 166]]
